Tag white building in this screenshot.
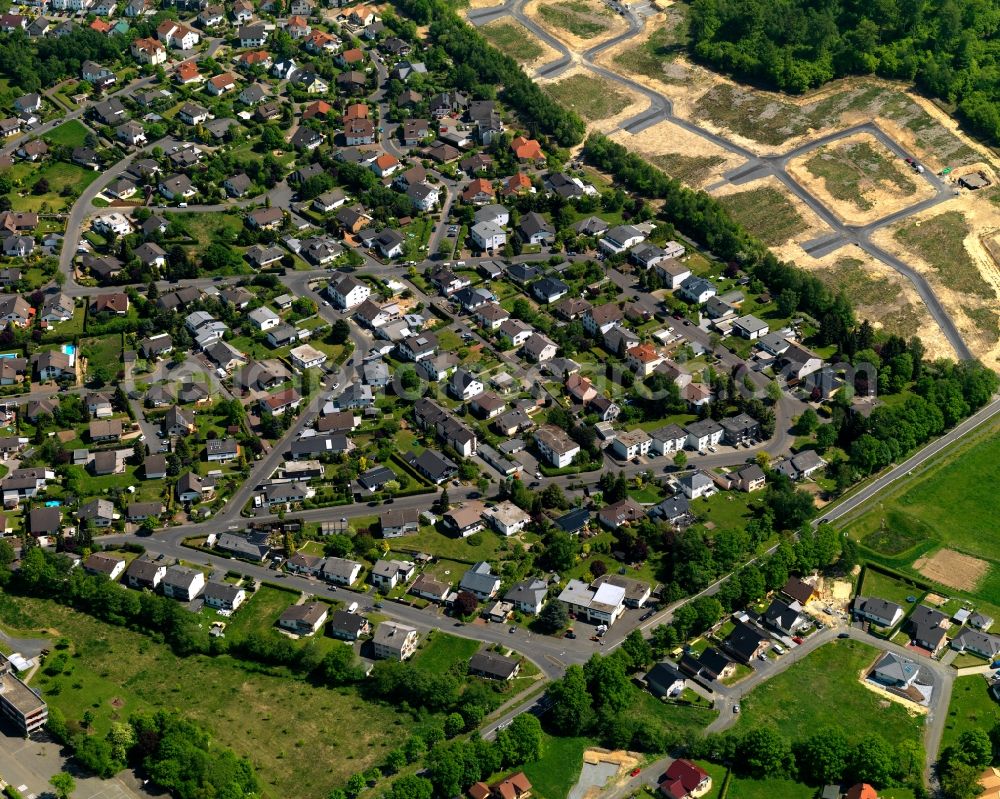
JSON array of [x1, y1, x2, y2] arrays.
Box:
[[558, 579, 626, 625]]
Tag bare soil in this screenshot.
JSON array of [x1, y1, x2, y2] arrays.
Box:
[[608, 117, 742, 188], [539, 66, 645, 131], [914, 548, 989, 592], [524, 0, 628, 53], [872, 194, 1000, 364], [480, 18, 561, 72], [786, 132, 935, 227], [793, 249, 953, 360]]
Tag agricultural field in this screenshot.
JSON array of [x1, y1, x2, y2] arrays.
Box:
[[843, 420, 1000, 611], [6, 595, 426, 799], [731, 639, 925, 752]]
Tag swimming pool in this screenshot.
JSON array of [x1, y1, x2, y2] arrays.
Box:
[[62, 344, 75, 356]]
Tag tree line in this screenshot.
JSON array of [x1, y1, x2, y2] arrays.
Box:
[[391, 0, 586, 146], [687, 0, 1000, 146]]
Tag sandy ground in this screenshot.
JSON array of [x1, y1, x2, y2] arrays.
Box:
[[914, 548, 989, 592], [468, 0, 505, 7], [564, 750, 641, 799], [871, 194, 1000, 364], [608, 117, 743, 187], [480, 18, 562, 72], [539, 65, 647, 133], [778, 239, 955, 359], [523, 0, 629, 53], [785, 132, 937, 227]]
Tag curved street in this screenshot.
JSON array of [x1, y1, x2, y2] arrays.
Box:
[[467, 0, 973, 360]]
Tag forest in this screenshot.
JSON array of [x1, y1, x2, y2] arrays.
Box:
[[687, 0, 1000, 144]]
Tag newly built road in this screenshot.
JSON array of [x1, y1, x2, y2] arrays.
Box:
[[467, 0, 973, 360]]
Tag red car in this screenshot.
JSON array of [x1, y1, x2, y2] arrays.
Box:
[[792, 636, 804, 645], [630, 769, 641, 777]]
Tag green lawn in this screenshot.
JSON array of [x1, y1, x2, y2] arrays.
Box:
[[859, 568, 924, 609], [211, 584, 301, 636], [8, 594, 429, 799], [519, 734, 589, 799], [167, 210, 244, 249], [79, 334, 122, 381], [633, 690, 718, 737], [940, 675, 1000, 753], [412, 632, 481, 673], [6, 160, 99, 212], [43, 120, 90, 148], [404, 525, 504, 562], [726, 776, 816, 799], [732, 640, 924, 754]]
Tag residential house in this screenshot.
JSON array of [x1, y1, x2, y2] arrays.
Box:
[[203, 582, 246, 612], [460, 562, 501, 600], [534, 425, 580, 467], [854, 596, 905, 628], [328, 610, 371, 641], [161, 566, 206, 601], [871, 652, 919, 688], [557, 579, 626, 626], [372, 621, 419, 661], [278, 602, 328, 635], [126, 558, 167, 590]]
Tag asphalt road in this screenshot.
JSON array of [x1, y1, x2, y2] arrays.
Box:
[[467, 0, 973, 360]]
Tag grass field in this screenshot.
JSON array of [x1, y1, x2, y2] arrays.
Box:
[[634, 690, 718, 737], [412, 632, 481, 673], [717, 186, 804, 246], [168, 210, 244, 248], [481, 21, 544, 63], [848, 423, 1000, 564], [612, 5, 688, 81], [726, 776, 816, 799], [732, 640, 924, 753], [401, 526, 504, 562], [859, 568, 925, 608], [520, 734, 590, 799], [537, 0, 612, 38], [9, 595, 425, 799], [6, 160, 99, 212], [895, 211, 989, 298], [79, 334, 122, 381], [544, 74, 631, 122], [648, 152, 725, 186], [43, 120, 90, 148], [805, 140, 917, 212], [941, 675, 1000, 753], [213, 584, 301, 636]]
